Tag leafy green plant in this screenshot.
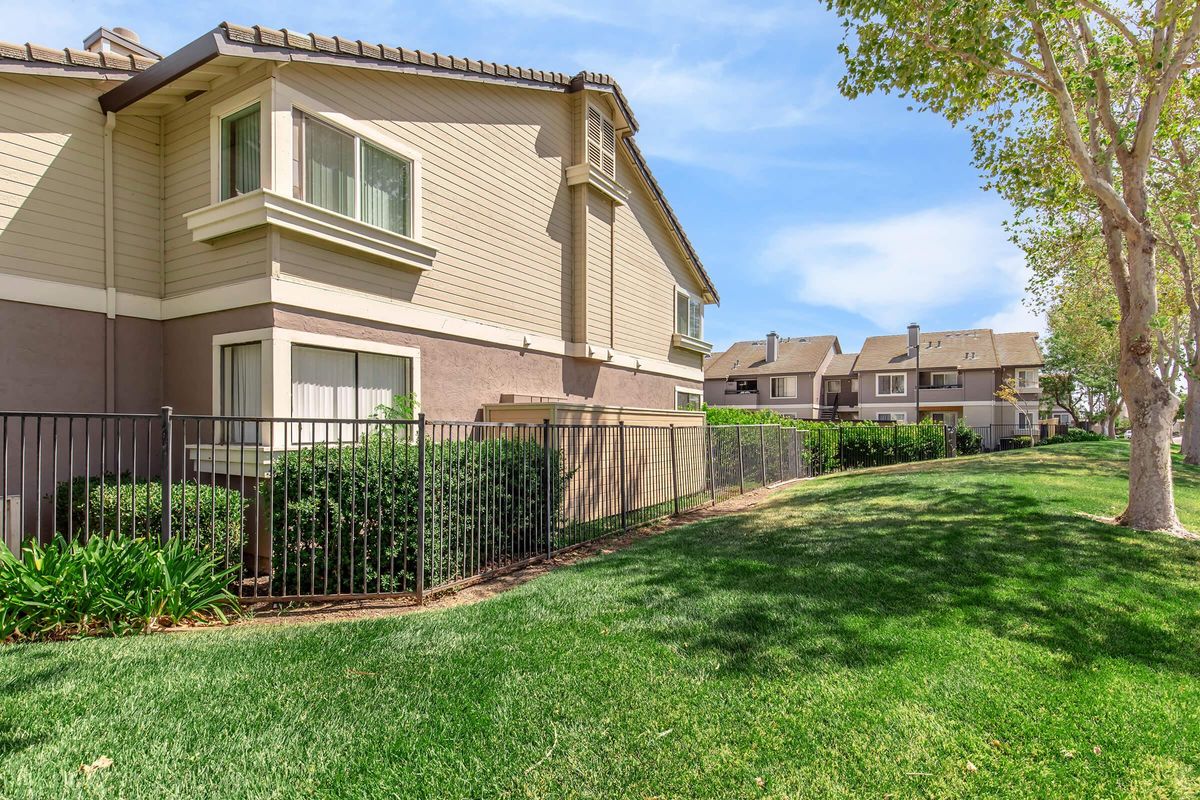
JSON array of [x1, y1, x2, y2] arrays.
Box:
[[0, 535, 238, 642], [956, 424, 984, 455], [264, 431, 572, 596], [1043, 428, 1106, 445], [53, 475, 248, 568]]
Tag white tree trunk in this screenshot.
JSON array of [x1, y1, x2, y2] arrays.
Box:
[[1183, 372, 1200, 465], [1115, 236, 1181, 531]]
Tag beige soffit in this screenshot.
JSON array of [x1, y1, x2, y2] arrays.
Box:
[[93, 22, 719, 303], [704, 335, 839, 378]]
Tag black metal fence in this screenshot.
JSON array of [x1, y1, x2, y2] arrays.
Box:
[[964, 422, 1072, 453], [0, 411, 953, 603]]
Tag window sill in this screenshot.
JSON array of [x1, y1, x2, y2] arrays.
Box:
[[671, 332, 713, 355], [183, 190, 437, 272], [565, 162, 631, 205]]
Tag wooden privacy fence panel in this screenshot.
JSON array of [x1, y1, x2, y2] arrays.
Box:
[[0, 411, 952, 603]]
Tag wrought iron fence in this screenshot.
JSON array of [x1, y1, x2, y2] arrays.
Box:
[[1, 410, 953, 603]]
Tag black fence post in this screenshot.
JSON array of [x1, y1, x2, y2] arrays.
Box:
[[415, 413, 426, 604], [669, 424, 680, 515], [159, 406, 172, 543], [618, 420, 628, 530], [736, 425, 745, 494], [543, 418, 553, 558]]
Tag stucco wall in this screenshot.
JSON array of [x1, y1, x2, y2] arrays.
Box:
[[161, 305, 275, 415]]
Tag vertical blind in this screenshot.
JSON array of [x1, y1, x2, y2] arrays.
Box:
[[360, 142, 410, 235], [220, 104, 261, 200], [676, 294, 702, 339], [303, 116, 355, 217], [223, 343, 262, 444]]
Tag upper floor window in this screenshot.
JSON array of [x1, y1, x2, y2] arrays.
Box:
[[876, 373, 906, 396], [219, 103, 261, 200], [825, 379, 840, 393], [1015, 368, 1039, 390], [771, 376, 798, 399], [675, 290, 703, 339], [293, 110, 412, 236], [586, 104, 617, 179], [928, 371, 957, 388]]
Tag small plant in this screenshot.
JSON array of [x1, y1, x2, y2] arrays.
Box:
[[0, 535, 238, 643]]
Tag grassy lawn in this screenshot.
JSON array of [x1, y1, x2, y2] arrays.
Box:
[[3, 441, 1200, 799]]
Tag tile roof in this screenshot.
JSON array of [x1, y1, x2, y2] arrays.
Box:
[[704, 336, 839, 377], [825, 352, 859, 376], [855, 329, 1041, 372], [0, 40, 155, 72]]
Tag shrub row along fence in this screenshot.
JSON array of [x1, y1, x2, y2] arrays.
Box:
[[0, 411, 953, 602]]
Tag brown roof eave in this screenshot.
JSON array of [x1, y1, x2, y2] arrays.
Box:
[[99, 29, 224, 113]]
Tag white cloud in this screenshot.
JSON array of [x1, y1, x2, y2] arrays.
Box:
[[760, 202, 1031, 331], [975, 298, 1047, 335]]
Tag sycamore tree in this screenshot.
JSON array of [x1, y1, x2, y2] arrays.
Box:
[[826, 0, 1200, 530]]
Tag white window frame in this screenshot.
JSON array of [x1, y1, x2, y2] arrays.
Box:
[[851, 378, 859, 392], [876, 372, 907, 397], [771, 376, 799, 399], [928, 371, 958, 388], [1015, 368, 1039, 390], [291, 107, 416, 238], [1017, 411, 1032, 431], [675, 288, 704, 340], [674, 386, 702, 410], [211, 328, 422, 447], [877, 412, 907, 422], [824, 379, 840, 394], [209, 84, 274, 205]]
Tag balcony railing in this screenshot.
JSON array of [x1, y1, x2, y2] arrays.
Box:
[[918, 383, 964, 390], [725, 388, 759, 395]]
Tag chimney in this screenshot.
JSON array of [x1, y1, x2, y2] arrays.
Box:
[[765, 331, 779, 364], [83, 27, 162, 60], [906, 323, 920, 357]]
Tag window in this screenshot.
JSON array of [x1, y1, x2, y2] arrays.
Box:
[[675, 291, 703, 339], [825, 380, 840, 393], [221, 343, 262, 443], [928, 371, 957, 387], [876, 373, 907, 396], [291, 345, 410, 441], [732, 379, 758, 394], [293, 110, 412, 236], [877, 412, 907, 423], [675, 389, 702, 410], [1016, 368, 1039, 390], [586, 104, 617, 179], [219, 103, 261, 200], [1017, 411, 1031, 430], [851, 378, 859, 392], [771, 376, 798, 399]]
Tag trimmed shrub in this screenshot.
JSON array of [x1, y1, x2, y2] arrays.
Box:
[[1002, 436, 1034, 449], [1043, 428, 1106, 445], [956, 425, 984, 455], [263, 430, 572, 596], [53, 475, 248, 568], [0, 535, 238, 642]]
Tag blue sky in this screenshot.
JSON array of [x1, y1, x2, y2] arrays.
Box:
[[1, 0, 1042, 353]]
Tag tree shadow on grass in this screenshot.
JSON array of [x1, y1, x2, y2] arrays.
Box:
[[567, 462, 1200, 681]]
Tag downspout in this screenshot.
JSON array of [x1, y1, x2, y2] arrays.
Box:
[[103, 111, 117, 412]]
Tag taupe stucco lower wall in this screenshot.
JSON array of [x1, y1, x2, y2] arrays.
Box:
[[0, 299, 161, 412], [161, 305, 275, 415], [272, 306, 697, 420]]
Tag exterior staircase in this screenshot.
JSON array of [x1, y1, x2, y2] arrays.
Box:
[[819, 393, 839, 421]]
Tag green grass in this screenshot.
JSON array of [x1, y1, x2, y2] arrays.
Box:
[[3, 441, 1199, 799]]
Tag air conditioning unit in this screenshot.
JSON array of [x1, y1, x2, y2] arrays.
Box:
[[3, 495, 21, 555]]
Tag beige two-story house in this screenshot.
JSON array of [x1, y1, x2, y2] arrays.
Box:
[[0, 24, 718, 427], [702, 333, 841, 419]]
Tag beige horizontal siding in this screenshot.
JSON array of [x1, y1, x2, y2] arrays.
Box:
[[161, 65, 272, 297], [0, 75, 106, 288], [613, 146, 704, 364], [276, 64, 572, 338], [586, 193, 613, 346], [114, 114, 162, 296]]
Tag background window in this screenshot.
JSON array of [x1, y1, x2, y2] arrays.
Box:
[[1016, 369, 1039, 390], [294, 111, 412, 235], [771, 376, 798, 398], [675, 390, 701, 410], [878, 412, 907, 423], [219, 103, 261, 200], [877, 374, 906, 396]]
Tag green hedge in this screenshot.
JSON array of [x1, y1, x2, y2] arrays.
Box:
[[263, 431, 571, 596], [956, 425, 984, 455], [53, 475, 248, 568], [0, 535, 237, 642], [1042, 428, 1106, 445], [705, 407, 947, 471]]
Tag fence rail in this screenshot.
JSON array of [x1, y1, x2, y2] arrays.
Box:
[[1, 411, 957, 602]]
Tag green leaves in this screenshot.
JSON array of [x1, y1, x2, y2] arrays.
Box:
[[0, 535, 238, 642]]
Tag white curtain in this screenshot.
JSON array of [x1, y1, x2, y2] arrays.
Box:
[[224, 343, 261, 444], [292, 346, 355, 442], [357, 352, 407, 418], [360, 142, 409, 235]]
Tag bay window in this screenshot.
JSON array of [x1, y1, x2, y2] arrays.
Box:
[[293, 110, 412, 236], [219, 103, 261, 200]]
